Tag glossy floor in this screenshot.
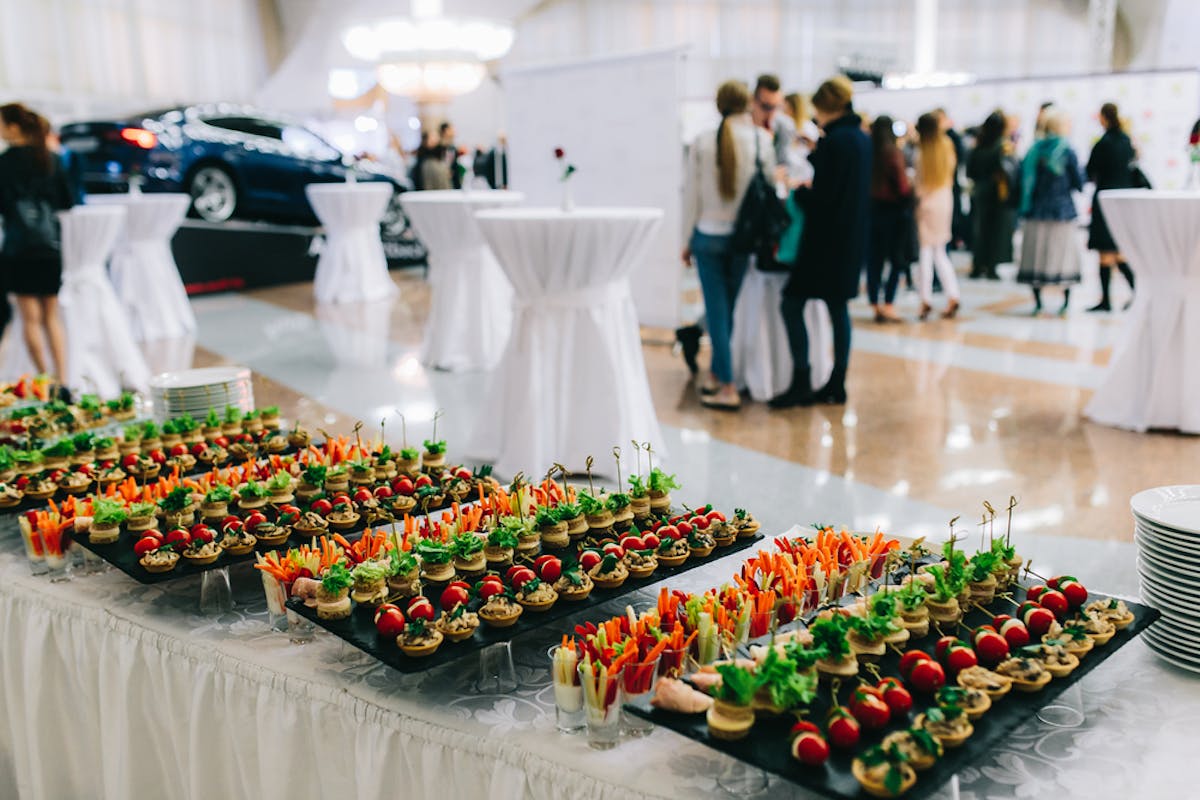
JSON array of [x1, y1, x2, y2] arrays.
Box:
[[172, 264, 1196, 553]]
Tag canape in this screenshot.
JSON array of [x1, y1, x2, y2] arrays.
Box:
[[1086, 597, 1135, 630], [397, 619, 443, 657], [936, 685, 991, 721], [237, 480, 270, 511], [915, 704, 974, 748], [315, 563, 353, 619], [219, 526, 257, 557], [326, 500, 360, 531], [852, 745, 917, 798], [181, 530, 221, 566], [516, 577, 559, 612], [478, 594, 524, 628], [655, 536, 689, 568], [622, 548, 658, 579], [995, 656, 1052, 692], [24, 477, 58, 500], [126, 501, 157, 532], [88, 498, 126, 544], [1071, 611, 1116, 646], [732, 508, 760, 538], [956, 665, 1013, 700], [1029, 641, 1080, 678], [588, 553, 629, 589], [709, 520, 738, 548], [350, 560, 390, 606], [387, 551, 422, 599], [646, 467, 678, 513], [450, 533, 486, 578], [688, 530, 716, 558], [421, 438, 447, 471], [138, 546, 180, 574], [536, 506, 570, 549], [416, 540, 455, 584], [882, 728, 943, 771], [58, 469, 92, 495], [436, 604, 480, 642], [293, 511, 329, 537], [554, 563, 594, 601]]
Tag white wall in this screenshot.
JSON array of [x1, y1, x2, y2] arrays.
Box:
[[503, 48, 686, 328], [0, 0, 268, 123]]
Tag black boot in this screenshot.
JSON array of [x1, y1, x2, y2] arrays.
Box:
[[1117, 261, 1135, 310], [810, 376, 847, 405], [768, 368, 813, 409], [1087, 266, 1112, 312], [674, 325, 701, 375]]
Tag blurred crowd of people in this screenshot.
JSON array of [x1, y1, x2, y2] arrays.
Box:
[[408, 121, 507, 192], [681, 73, 1148, 411]]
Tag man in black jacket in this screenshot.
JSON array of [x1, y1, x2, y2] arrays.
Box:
[[770, 77, 871, 408]]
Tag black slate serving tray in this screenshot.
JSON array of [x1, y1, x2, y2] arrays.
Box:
[[626, 590, 1160, 800], [286, 532, 766, 673]]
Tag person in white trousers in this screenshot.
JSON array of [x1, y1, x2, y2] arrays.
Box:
[[913, 111, 960, 320]]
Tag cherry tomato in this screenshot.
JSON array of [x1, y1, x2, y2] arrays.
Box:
[[374, 604, 406, 637], [909, 659, 947, 694]]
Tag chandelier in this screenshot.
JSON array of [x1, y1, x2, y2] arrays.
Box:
[[341, 1, 514, 101]]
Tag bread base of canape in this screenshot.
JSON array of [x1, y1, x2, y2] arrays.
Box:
[[437, 617, 479, 642], [316, 595, 352, 620], [1043, 654, 1080, 678], [1061, 637, 1094, 659], [959, 692, 992, 721], [201, 502, 229, 520], [957, 668, 1013, 700], [421, 452, 445, 471], [0, 495, 23, 509], [881, 731, 940, 771], [222, 538, 257, 556], [351, 584, 388, 606], [915, 713, 973, 748], [60, 483, 90, 496], [848, 634, 886, 663], [139, 552, 180, 573], [387, 574, 421, 599], [479, 606, 523, 628], [816, 655, 859, 680], [657, 552, 688, 568], [736, 522, 760, 539], [882, 628, 911, 647], [1089, 627, 1115, 646], [556, 577, 594, 601], [706, 699, 754, 741], [689, 544, 715, 558], [127, 516, 156, 532], [89, 525, 121, 544], [852, 758, 917, 798], [1009, 671, 1053, 692], [712, 531, 737, 548], [24, 487, 57, 501], [626, 561, 657, 580], [254, 528, 291, 547], [398, 629, 444, 657], [183, 550, 221, 566], [591, 572, 628, 590], [517, 595, 557, 612], [1109, 611, 1135, 630], [648, 492, 671, 513], [328, 513, 361, 531]]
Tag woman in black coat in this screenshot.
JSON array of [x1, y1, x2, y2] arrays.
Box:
[[770, 76, 871, 408], [1086, 102, 1136, 311], [966, 110, 1018, 280]]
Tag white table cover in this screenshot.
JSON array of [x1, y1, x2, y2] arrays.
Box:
[[401, 190, 522, 371], [730, 267, 834, 402], [468, 207, 665, 478], [57, 206, 150, 396], [0, 520, 1194, 800], [307, 183, 397, 305], [1085, 190, 1200, 433], [87, 193, 194, 341]]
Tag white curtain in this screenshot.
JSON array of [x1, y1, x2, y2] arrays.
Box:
[[0, 0, 268, 120]]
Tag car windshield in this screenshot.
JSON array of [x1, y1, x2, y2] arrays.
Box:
[[281, 125, 342, 161]]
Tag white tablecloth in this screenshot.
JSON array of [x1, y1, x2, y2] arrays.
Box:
[[468, 207, 665, 478], [0, 520, 1193, 800], [57, 206, 150, 395], [307, 183, 397, 305], [1085, 190, 1200, 433], [730, 268, 834, 402], [401, 191, 522, 370], [87, 193, 194, 341]]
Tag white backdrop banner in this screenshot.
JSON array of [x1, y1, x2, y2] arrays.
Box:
[[503, 48, 685, 329], [856, 69, 1200, 191]]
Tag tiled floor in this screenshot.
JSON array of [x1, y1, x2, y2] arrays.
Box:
[[170, 264, 1198, 565]]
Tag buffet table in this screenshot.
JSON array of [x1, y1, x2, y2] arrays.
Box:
[[468, 207, 665, 478], [307, 182, 397, 305], [1085, 190, 1200, 433], [0, 517, 1191, 800], [400, 190, 523, 371], [87, 192, 195, 341]]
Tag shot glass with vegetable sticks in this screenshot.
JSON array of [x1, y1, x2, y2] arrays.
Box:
[[620, 639, 668, 737], [577, 657, 626, 750], [549, 638, 585, 733]]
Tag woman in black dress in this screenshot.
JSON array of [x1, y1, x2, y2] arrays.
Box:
[[1085, 102, 1136, 311], [0, 103, 73, 381]]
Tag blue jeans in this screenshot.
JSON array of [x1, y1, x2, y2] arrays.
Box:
[[690, 230, 748, 384]]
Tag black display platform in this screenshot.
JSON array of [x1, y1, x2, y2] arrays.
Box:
[[626, 592, 1160, 800], [172, 218, 425, 295], [287, 533, 766, 674]]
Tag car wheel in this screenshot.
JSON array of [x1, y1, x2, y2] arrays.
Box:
[[188, 165, 238, 223], [379, 190, 407, 239]]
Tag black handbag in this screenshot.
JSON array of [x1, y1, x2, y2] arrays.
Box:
[[1130, 163, 1152, 190], [11, 195, 61, 256], [730, 130, 790, 271]]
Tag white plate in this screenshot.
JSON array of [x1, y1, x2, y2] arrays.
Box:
[[1136, 548, 1200, 586], [1137, 565, 1200, 603], [1151, 615, 1200, 649], [1134, 524, 1200, 564], [149, 366, 251, 391], [1131, 486, 1200, 534], [1137, 578, 1200, 620], [1143, 628, 1200, 673]]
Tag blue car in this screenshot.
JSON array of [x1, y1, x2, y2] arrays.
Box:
[[59, 104, 410, 229]]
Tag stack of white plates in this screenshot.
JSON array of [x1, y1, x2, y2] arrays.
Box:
[[1131, 485, 1200, 673], [149, 366, 255, 421]]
